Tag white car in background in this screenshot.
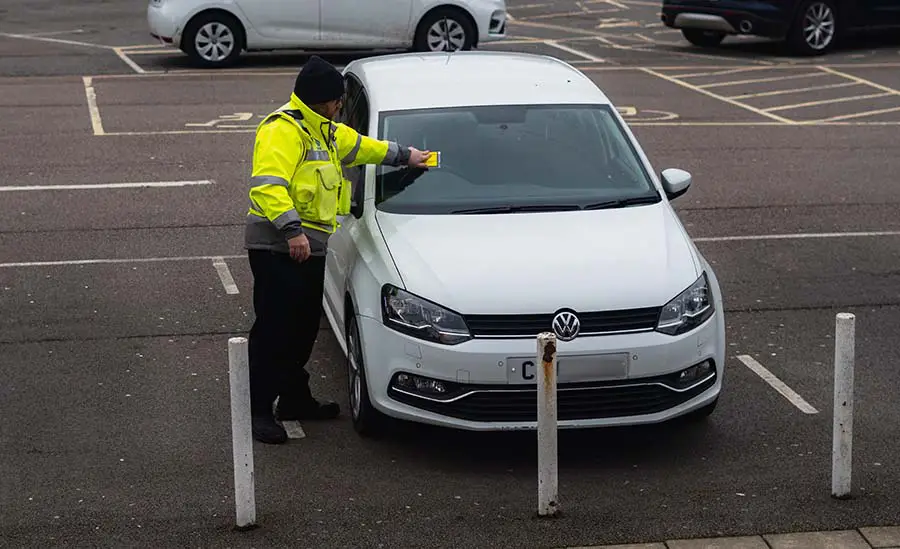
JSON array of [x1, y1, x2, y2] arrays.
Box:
[[322, 51, 726, 436], [147, 0, 508, 67]]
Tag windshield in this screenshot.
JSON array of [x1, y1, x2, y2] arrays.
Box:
[[374, 104, 659, 215]]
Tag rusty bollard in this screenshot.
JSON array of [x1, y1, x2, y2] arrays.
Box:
[[537, 332, 559, 517]]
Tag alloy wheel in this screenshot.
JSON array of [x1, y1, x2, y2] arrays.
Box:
[[803, 2, 835, 51], [347, 322, 362, 420], [426, 18, 466, 51], [194, 22, 235, 62]]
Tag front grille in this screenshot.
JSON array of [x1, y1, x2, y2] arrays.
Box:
[[464, 307, 662, 338], [388, 372, 716, 423]]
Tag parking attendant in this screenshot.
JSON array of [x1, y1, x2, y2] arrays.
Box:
[[322, 51, 727, 436]]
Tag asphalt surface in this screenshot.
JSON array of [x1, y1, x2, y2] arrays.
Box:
[[2, 0, 900, 548]]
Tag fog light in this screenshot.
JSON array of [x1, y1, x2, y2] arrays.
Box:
[[393, 373, 448, 395], [674, 360, 713, 388]]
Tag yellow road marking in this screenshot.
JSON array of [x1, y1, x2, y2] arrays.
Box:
[[814, 105, 900, 123], [670, 67, 769, 79], [697, 71, 828, 89], [640, 67, 795, 124], [728, 81, 859, 100], [763, 92, 893, 113], [816, 65, 900, 96]]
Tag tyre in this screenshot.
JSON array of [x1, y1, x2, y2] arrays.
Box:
[[182, 11, 244, 68], [681, 28, 726, 48], [347, 313, 387, 437], [787, 0, 837, 55], [413, 8, 476, 52]]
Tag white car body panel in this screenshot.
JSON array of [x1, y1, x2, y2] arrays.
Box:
[[318, 52, 726, 432], [147, 0, 506, 54]]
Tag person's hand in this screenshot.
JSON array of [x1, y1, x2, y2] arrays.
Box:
[[407, 147, 432, 169], [288, 234, 311, 262]]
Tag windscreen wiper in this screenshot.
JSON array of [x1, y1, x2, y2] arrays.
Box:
[[451, 204, 582, 214], [582, 195, 661, 210]]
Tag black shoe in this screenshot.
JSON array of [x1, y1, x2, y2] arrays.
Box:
[[252, 414, 287, 444], [276, 399, 341, 421]]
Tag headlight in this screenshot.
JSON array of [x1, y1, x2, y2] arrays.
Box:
[[381, 285, 471, 345], [656, 272, 714, 335]]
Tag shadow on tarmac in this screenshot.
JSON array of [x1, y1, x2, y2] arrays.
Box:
[[658, 29, 900, 61], [353, 410, 718, 472]]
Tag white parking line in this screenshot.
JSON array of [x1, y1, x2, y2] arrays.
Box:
[[694, 230, 900, 242], [737, 355, 818, 414], [0, 255, 244, 269], [0, 181, 214, 191], [82, 76, 105, 136], [542, 40, 606, 62], [0, 31, 112, 49], [212, 257, 240, 295]]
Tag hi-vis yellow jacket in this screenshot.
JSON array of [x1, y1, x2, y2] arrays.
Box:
[[244, 92, 411, 253]]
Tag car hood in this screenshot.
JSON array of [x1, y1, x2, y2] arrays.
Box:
[[374, 204, 700, 315]]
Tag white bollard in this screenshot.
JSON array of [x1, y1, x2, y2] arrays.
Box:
[[832, 313, 855, 499], [228, 337, 258, 529], [537, 332, 559, 517]]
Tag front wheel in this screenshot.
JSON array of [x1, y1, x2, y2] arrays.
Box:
[[787, 0, 838, 56], [347, 314, 387, 437], [413, 8, 476, 52], [681, 29, 726, 48]]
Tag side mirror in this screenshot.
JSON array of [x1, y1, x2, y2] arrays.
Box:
[[661, 168, 692, 200]]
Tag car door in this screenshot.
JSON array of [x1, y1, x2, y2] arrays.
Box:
[[323, 74, 369, 330], [234, 0, 321, 43], [319, 0, 413, 47], [864, 0, 900, 26]]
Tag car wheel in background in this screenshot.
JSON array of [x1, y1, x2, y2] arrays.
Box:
[[181, 10, 244, 68], [347, 313, 387, 437], [787, 0, 838, 55], [413, 7, 476, 52], [681, 29, 726, 48]]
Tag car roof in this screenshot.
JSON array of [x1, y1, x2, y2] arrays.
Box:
[[343, 51, 612, 113]]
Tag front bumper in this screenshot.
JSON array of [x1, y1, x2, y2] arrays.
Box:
[[356, 312, 723, 431], [661, 1, 790, 38], [147, 0, 184, 47], [471, 3, 508, 44]]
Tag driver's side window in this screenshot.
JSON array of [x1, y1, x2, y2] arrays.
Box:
[[341, 75, 369, 208]]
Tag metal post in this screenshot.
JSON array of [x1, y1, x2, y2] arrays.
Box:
[[832, 313, 855, 499], [229, 337, 257, 528], [537, 332, 559, 517]]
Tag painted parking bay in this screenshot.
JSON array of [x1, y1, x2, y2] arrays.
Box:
[[651, 65, 900, 125]]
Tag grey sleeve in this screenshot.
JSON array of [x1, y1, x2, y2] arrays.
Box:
[[381, 142, 412, 166]]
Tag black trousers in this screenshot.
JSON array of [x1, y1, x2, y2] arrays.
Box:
[[247, 250, 326, 416]]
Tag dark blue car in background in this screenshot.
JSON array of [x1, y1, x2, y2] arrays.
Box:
[[661, 0, 900, 55]]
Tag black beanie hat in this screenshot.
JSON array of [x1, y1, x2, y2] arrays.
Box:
[[294, 56, 345, 105]]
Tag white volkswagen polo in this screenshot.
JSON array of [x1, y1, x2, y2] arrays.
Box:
[[322, 51, 726, 436]]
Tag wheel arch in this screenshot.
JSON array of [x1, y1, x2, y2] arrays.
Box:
[[413, 3, 480, 47], [180, 7, 248, 52]]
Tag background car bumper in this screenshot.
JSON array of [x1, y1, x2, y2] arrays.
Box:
[[661, 1, 789, 38], [147, 1, 183, 46], [472, 3, 508, 44], [356, 312, 724, 431]]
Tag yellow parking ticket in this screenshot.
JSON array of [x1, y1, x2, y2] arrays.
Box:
[[423, 151, 441, 168]]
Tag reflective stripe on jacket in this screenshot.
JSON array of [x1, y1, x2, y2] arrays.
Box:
[[244, 92, 411, 253]]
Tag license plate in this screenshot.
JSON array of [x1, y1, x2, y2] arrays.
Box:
[[506, 353, 630, 385]]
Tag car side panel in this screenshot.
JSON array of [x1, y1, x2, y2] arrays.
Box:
[[234, 0, 320, 43], [320, 0, 414, 47]]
